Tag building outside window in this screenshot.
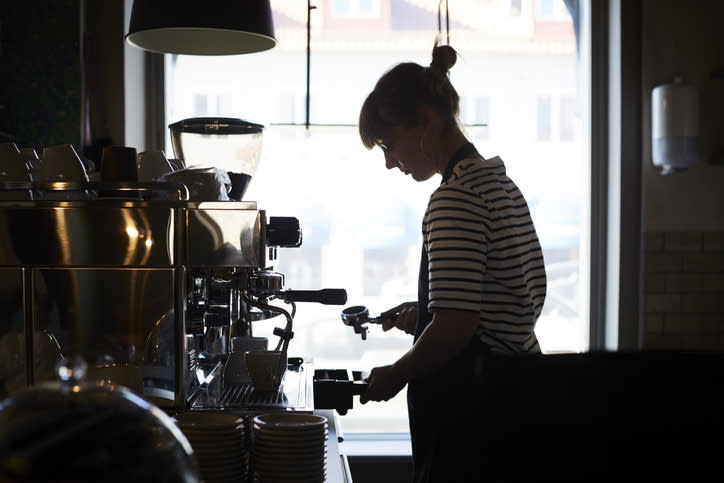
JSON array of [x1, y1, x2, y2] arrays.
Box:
[[560, 96, 577, 141], [164, 0, 588, 435], [331, 0, 381, 18], [536, 95, 553, 141]]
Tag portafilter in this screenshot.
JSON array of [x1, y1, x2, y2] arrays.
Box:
[[341, 305, 398, 340]]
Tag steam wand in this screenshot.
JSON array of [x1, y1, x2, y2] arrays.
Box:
[[240, 292, 294, 382]]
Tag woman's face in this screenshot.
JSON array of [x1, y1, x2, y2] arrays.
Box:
[[378, 122, 438, 182]]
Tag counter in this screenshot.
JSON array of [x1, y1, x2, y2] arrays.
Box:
[[316, 409, 353, 483]]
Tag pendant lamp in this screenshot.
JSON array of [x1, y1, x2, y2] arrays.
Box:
[[125, 0, 277, 55]]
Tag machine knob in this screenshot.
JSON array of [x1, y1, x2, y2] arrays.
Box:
[[248, 271, 285, 297], [267, 216, 302, 247]]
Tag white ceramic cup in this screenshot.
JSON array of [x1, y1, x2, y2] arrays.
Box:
[[0, 142, 31, 181], [40, 144, 89, 182], [223, 336, 269, 385], [20, 147, 41, 180], [138, 150, 174, 182], [39, 144, 90, 200], [20, 147, 40, 167], [168, 158, 185, 171], [244, 350, 287, 392]]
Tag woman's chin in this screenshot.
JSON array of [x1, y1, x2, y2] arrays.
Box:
[[412, 171, 434, 182]]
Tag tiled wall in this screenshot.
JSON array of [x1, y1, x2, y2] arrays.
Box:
[[0, 0, 81, 150], [642, 231, 724, 351]]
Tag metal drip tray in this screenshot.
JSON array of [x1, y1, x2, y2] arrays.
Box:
[[190, 360, 314, 412], [219, 384, 287, 408]]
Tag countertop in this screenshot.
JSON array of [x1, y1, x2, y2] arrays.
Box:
[[315, 409, 353, 483]]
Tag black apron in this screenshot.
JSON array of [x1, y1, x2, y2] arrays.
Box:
[[407, 142, 490, 482]]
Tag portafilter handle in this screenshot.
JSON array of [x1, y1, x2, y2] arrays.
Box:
[[280, 289, 348, 305], [247, 270, 347, 305]]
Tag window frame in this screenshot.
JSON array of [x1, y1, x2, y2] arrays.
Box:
[[132, 0, 644, 452]]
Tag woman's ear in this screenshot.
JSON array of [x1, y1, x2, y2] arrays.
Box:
[[416, 105, 434, 123], [416, 105, 444, 132]]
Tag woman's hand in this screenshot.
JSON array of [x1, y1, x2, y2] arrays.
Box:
[[359, 362, 408, 404], [381, 301, 417, 335]]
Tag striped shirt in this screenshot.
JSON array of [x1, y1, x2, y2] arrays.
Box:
[[422, 154, 546, 354]]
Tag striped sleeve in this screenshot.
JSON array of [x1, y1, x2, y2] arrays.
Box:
[[425, 185, 489, 313]]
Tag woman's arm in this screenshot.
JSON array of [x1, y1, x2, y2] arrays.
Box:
[[360, 308, 478, 403], [395, 308, 478, 380]]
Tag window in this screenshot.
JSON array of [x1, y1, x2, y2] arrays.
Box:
[[538, 0, 555, 18], [536, 0, 572, 20], [560, 96, 576, 141], [331, 0, 380, 18], [460, 96, 491, 140], [537, 96, 553, 140], [188, 92, 231, 117], [164, 0, 588, 434], [192, 93, 207, 115]]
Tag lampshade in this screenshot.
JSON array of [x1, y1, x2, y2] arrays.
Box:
[[125, 0, 277, 56]]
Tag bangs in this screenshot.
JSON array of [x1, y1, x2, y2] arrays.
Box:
[[358, 92, 392, 150]]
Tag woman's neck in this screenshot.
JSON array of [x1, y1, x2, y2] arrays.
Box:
[[436, 125, 471, 175]]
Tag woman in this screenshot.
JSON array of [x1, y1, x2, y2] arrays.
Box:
[[357, 42, 547, 482]]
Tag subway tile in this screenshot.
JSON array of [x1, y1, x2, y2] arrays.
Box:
[[641, 333, 683, 351], [643, 293, 681, 313], [643, 272, 666, 292], [643, 313, 664, 333], [663, 313, 702, 333], [663, 273, 724, 293], [640, 333, 666, 350], [646, 332, 724, 352], [643, 231, 664, 251], [703, 232, 724, 251], [680, 335, 704, 351], [665, 273, 701, 292], [642, 252, 683, 273], [682, 253, 722, 273], [663, 232, 702, 251], [698, 273, 724, 292], [701, 314, 724, 334], [680, 293, 724, 313], [684, 334, 724, 352]]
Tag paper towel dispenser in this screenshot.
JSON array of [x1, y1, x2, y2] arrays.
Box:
[[651, 76, 700, 175]]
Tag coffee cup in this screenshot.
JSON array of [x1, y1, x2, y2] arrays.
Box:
[[138, 150, 174, 182], [0, 142, 31, 181], [40, 144, 89, 182], [101, 146, 138, 183], [20, 147, 41, 181], [223, 337, 269, 385], [244, 350, 287, 392]]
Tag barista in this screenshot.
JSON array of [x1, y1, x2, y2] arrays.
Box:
[[357, 42, 547, 481]]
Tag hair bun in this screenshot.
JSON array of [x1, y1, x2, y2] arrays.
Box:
[[430, 44, 457, 73]]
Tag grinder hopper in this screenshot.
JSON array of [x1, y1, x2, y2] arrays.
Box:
[[169, 117, 264, 200]]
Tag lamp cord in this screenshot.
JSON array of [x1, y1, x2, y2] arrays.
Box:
[[437, 0, 450, 44], [306, 1, 316, 130]]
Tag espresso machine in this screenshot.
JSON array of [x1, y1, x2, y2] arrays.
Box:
[[0, 118, 354, 416]]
